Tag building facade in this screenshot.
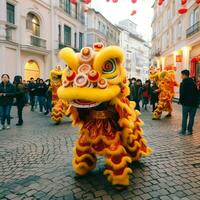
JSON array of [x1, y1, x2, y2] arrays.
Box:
[[151, 0, 200, 95], [118, 19, 150, 82], [86, 8, 120, 47], [0, 0, 86, 81]]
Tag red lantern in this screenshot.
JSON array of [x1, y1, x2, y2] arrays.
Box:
[[158, 0, 164, 6], [70, 0, 77, 4], [131, 0, 137, 3], [178, 6, 187, 14], [196, 0, 200, 4], [83, 0, 92, 4], [181, 0, 187, 5], [131, 10, 137, 16]]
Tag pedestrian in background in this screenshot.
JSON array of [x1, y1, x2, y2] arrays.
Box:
[[142, 80, 151, 110], [28, 77, 36, 111], [133, 79, 142, 111], [0, 74, 15, 130], [129, 77, 136, 101], [13, 75, 26, 126], [44, 79, 52, 115], [150, 81, 159, 112], [34, 78, 40, 110], [37, 79, 47, 113], [196, 75, 200, 107], [179, 70, 198, 135]]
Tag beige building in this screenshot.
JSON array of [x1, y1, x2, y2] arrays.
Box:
[[151, 0, 200, 94], [0, 0, 86, 81], [118, 19, 150, 82], [86, 8, 120, 47]]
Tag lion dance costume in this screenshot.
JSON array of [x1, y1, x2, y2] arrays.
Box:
[[50, 66, 68, 124], [57, 43, 152, 186], [149, 66, 178, 120]]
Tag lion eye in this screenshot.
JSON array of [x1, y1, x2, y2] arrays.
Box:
[[102, 59, 116, 74]]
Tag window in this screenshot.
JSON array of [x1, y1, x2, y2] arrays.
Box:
[[26, 13, 40, 36], [60, 0, 71, 14], [79, 32, 84, 50], [74, 32, 77, 49], [176, 21, 182, 39], [7, 3, 15, 24], [64, 25, 71, 46], [190, 8, 199, 26], [58, 24, 61, 44]]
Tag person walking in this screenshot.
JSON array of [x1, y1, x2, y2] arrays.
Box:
[[133, 79, 142, 111], [142, 80, 151, 111], [44, 79, 52, 115], [34, 78, 40, 110], [13, 76, 26, 126], [37, 79, 47, 113], [0, 74, 15, 130], [129, 77, 136, 101], [150, 81, 159, 112], [28, 77, 36, 111], [179, 70, 198, 135]]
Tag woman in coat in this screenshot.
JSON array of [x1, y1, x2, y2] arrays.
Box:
[[0, 74, 15, 130], [13, 76, 26, 126]]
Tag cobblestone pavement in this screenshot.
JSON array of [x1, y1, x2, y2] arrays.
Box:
[[0, 104, 200, 200]]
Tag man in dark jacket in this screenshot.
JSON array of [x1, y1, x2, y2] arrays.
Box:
[[179, 70, 198, 135], [28, 78, 36, 111]]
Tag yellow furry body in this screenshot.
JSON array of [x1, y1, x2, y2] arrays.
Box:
[[49, 67, 69, 123], [57, 44, 152, 186], [150, 68, 178, 120]]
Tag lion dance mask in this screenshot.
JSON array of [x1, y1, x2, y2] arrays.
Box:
[[149, 66, 178, 120], [50, 66, 68, 124], [57, 43, 152, 186]]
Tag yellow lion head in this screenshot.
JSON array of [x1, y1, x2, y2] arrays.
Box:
[[57, 43, 129, 108]]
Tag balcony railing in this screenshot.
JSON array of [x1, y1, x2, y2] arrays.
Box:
[[31, 35, 46, 48], [186, 21, 200, 38], [59, 43, 79, 52]]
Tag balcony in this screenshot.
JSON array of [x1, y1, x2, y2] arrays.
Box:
[[58, 43, 79, 52], [186, 21, 200, 38], [31, 35, 46, 49]]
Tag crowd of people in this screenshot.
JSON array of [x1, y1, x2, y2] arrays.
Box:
[[0, 74, 52, 131], [128, 78, 159, 112], [0, 70, 199, 135]]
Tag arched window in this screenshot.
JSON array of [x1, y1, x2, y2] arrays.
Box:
[[26, 13, 40, 36]]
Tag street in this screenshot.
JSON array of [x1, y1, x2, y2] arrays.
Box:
[[0, 104, 200, 200]]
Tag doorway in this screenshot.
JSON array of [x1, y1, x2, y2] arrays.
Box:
[[24, 60, 40, 81]]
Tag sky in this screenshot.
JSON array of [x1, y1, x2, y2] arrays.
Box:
[[90, 0, 154, 42]]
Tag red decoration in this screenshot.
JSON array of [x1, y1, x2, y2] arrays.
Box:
[[131, 0, 137, 3], [83, 0, 92, 4], [158, 0, 164, 6], [191, 56, 200, 77], [131, 10, 137, 16], [112, 0, 118, 2], [70, 0, 77, 4], [176, 55, 182, 62], [196, 0, 200, 4], [181, 0, 187, 5], [178, 6, 187, 14]]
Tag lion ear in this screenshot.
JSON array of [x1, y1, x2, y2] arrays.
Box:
[[59, 48, 79, 71], [93, 46, 124, 72]]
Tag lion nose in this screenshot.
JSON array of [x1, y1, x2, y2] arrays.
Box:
[[74, 73, 89, 87]]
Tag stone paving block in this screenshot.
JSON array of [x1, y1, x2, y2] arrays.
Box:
[[0, 105, 200, 200], [102, 195, 112, 200]]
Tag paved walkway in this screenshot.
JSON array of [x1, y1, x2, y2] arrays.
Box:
[[0, 104, 200, 200]]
